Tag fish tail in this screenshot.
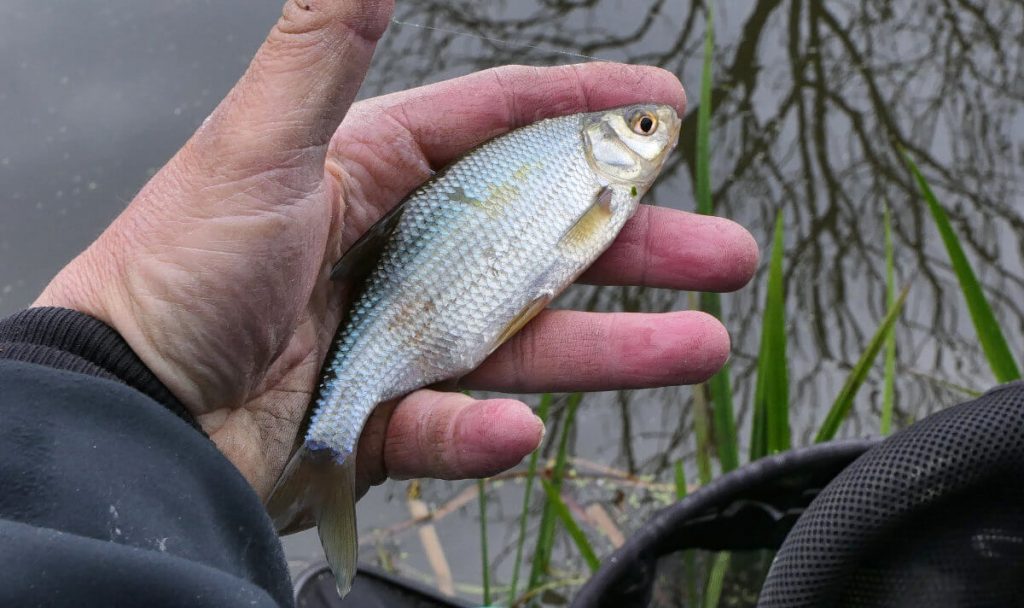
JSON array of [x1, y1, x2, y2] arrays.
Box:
[[267, 445, 359, 597], [316, 455, 358, 598]]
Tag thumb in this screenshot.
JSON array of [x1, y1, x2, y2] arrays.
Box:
[[179, 0, 393, 197], [34, 0, 394, 411]]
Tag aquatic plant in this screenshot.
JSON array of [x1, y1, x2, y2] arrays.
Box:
[[902, 151, 1021, 384]]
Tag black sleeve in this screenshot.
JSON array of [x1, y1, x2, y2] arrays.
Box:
[[0, 308, 294, 607]]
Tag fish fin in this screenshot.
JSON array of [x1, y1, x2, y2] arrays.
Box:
[[558, 186, 615, 251], [489, 293, 552, 355], [267, 446, 359, 597], [489, 189, 613, 356], [595, 185, 614, 212], [266, 446, 314, 533], [331, 201, 408, 281], [316, 454, 359, 597]]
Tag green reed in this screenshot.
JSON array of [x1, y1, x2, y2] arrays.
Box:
[[508, 394, 552, 603], [902, 150, 1021, 383], [691, 371, 715, 486], [478, 478, 490, 605], [674, 462, 699, 604], [539, 479, 600, 573], [881, 204, 897, 435], [815, 286, 910, 442], [692, 4, 738, 604], [527, 393, 583, 596], [703, 553, 731, 608], [750, 211, 789, 460], [695, 0, 740, 475]]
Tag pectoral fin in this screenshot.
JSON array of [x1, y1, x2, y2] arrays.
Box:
[[489, 294, 552, 355], [558, 186, 615, 251], [331, 201, 408, 281]]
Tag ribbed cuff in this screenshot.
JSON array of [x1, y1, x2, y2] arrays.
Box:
[[0, 307, 202, 433]]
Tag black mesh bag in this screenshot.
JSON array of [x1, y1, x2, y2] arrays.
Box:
[[571, 382, 1024, 608], [758, 382, 1024, 607], [570, 440, 877, 607]]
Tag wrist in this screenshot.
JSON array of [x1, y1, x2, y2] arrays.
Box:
[[0, 306, 201, 432], [33, 232, 206, 415]]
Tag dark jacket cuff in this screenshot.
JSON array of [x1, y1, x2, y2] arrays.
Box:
[[0, 306, 201, 432]]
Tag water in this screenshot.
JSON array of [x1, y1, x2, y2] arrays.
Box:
[[2, 1, 1022, 604]]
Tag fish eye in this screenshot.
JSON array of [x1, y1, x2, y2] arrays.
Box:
[[631, 112, 658, 136]]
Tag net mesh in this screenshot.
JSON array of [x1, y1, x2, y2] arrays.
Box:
[[757, 383, 1024, 607]]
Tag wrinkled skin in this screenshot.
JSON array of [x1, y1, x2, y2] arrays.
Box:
[[34, 0, 759, 502]]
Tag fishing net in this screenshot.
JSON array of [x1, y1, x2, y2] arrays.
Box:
[[296, 563, 473, 608], [758, 382, 1024, 607], [571, 382, 1024, 608]]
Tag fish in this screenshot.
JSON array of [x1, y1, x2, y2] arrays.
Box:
[[267, 102, 681, 596]]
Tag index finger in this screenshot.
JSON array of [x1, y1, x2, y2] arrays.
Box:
[[368, 62, 685, 168], [581, 205, 759, 292], [331, 63, 685, 237]]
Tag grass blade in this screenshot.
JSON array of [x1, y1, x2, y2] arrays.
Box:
[[508, 394, 552, 603], [478, 479, 490, 605], [673, 461, 688, 500], [880, 204, 897, 435], [691, 382, 714, 485], [815, 286, 911, 443], [538, 479, 600, 573], [702, 552, 731, 608], [750, 211, 789, 459], [707, 360, 738, 472], [902, 150, 1021, 383], [528, 393, 582, 592], [673, 462, 699, 604], [692, 0, 740, 473], [905, 368, 983, 398], [695, 0, 714, 215], [694, 8, 737, 590], [686, 293, 715, 485], [698, 295, 739, 473]]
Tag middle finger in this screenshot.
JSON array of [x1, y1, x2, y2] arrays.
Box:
[[581, 204, 758, 291], [460, 309, 730, 393]]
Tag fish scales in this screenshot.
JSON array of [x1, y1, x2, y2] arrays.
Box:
[[309, 114, 603, 455], [268, 103, 681, 597]]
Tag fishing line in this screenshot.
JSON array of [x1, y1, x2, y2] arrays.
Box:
[[390, 17, 609, 63]]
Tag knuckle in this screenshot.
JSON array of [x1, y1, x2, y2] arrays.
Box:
[[277, 0, 336, 37], [360, 401, 397, 485], [276, 0, 394, 42], [422, 406, 461, 477]]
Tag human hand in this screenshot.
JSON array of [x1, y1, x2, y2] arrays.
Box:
[[34, 0, 758, 502]]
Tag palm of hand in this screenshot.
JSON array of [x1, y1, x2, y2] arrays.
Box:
[[34, 1, 757, 502]]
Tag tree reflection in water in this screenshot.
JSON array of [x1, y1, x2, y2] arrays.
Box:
[[346, 1, 1023, 602]]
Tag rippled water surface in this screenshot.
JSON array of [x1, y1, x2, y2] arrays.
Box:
[[3, 1, 1022, 604]]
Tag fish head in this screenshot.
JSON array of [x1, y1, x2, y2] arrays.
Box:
[[582, 103, 681, 193]]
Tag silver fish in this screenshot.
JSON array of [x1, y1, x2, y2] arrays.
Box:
[[268, 103, 681, 595]]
